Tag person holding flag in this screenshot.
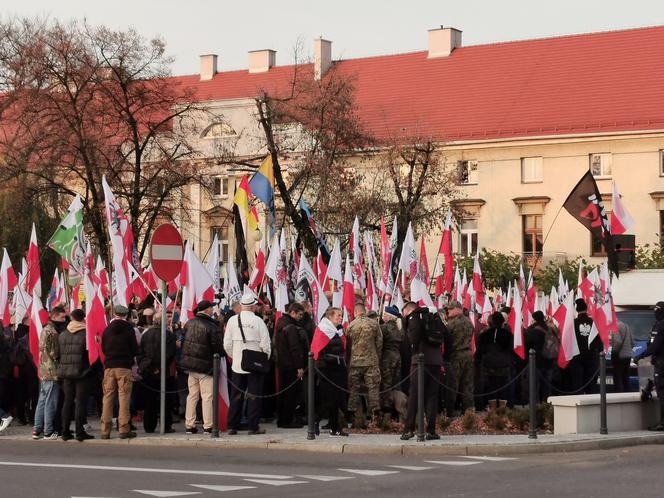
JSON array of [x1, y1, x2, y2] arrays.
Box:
[[310, 306, 348, 437], [567, 298, 603, 394]]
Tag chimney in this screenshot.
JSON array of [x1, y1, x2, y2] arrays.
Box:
[[200, 54, 218, 81], [248, 49, 276, 73], [427, 27, 462, 58], [314, 38, 332, 80]]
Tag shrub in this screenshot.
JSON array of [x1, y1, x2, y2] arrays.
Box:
[[507, 407, 530, 431], [460, 409, 478, 431], [485, 410, 507, 431], [438, 414, 452, 432]]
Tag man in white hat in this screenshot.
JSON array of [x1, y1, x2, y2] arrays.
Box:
[[223, 292, 271, 434]]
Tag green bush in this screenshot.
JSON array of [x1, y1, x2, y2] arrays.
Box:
[[635, 243, 664, 269]]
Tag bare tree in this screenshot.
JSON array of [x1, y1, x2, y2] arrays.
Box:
[[0, 18, 205, 260]]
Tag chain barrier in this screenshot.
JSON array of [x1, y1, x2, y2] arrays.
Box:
[[537, 368, 601, 395], [223, 368, 307, 400], [137, 368, 307, 399], [313, 366, 418, 396], [425, 366, 529, 398]]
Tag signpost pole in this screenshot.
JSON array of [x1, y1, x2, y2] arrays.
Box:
[[160, 279, 167, 435]]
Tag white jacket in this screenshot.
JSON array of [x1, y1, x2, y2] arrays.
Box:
[[223, 311, 271, 374]]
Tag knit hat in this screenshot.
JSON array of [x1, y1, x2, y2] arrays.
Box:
[[575, 298, 588, 312]]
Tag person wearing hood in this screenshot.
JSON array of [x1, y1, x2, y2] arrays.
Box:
[[57, 309, 94, 441], [634, 301, 664, 431], [101, 305, 139, 439], [32, 306, 65, 440], [311, 307, 348, 437]]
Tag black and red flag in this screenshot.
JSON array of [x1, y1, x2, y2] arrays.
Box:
[[563, 170, 619, 276]]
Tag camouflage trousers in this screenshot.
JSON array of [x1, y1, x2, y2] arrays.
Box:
[[380, 356, 402, 409], [347, 365, 381, 414], [447, 353, 474, 412]]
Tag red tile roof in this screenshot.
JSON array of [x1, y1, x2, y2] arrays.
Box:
[[174, 26, 664, 142]]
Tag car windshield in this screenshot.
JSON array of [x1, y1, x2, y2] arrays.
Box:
[[616, 310, 654, 341]]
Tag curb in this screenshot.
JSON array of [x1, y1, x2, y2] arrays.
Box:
[[46, 432, 664, 456]]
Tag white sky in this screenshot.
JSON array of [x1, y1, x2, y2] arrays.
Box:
[[5, 0, 664, 75]]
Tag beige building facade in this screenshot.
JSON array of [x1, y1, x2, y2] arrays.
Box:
[[171, 25, 664, 274]]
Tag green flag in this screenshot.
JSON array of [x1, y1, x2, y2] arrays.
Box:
[[48, 195, 87, 274]]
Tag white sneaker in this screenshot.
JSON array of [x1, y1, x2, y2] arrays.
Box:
[[0, 416, 13, 433], [83, 424, 93, 432], [43, 432, 59, 440]]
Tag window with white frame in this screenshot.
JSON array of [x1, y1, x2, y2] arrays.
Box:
[[459, 219, 478, 256], [590, 153, 612, 178], [521, 157, 543, 183], [457, 160, 479, 185], [659, 150, 664, 177], [211, 226, 230, 265], [212, 177, 229, 197]]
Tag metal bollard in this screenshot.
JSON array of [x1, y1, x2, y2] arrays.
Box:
[[528, 348, 538, 439], [599, 351, 608, 435], [307, 352, 316, 440], [212, 354, 220, 438], [416, 353, 425, 442]]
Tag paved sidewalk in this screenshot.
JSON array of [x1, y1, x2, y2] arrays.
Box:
[[2, 418, 663, 456]]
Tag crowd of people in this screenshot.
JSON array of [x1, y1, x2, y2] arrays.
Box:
[[1, 292, 663, 441]]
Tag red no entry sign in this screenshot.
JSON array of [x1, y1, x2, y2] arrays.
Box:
[[150, 224, 183, 282]]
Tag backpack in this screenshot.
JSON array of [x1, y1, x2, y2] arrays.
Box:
[[542, 326, 560, 360], [422, 312, 445, 346]]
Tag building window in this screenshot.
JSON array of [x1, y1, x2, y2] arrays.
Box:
[[660, 211, 664, 246], [211, 226, 230, 264], [202, 122, 236, 139], [660, 150, 664, 177], [522, 214, 543, 256], [459, 219, 478, 256], [212, 177, 229, 197], [590, 153, 612, 178], [521, 157, 543, 183], [457, 160, 479, 185]]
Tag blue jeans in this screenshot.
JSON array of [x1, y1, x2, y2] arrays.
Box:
[[34, 380, 60, 435]]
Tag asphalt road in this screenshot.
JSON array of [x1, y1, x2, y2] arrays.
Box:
[[0, 440, 662, 497]]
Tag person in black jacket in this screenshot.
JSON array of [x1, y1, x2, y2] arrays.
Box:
[[180, 300, 222, 434], [137, 312, 177, 433], [524, 311, 548, 403], [567, 298, 603, 394], [401, 302, 446, 441], [57, 309, 94, 441], [0, 329, 13, 432], [314, 307, 348, 437], [476, 311, 514, 408], [100, 305, 139, 439], [275, 303, 307, 428], [634, 301, 664, 431]]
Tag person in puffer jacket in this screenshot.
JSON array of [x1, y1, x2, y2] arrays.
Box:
[[57, 309, 94, 442]]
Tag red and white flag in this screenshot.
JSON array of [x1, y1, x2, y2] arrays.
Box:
[[341, 255, 355, 329], [472, 251, 485, 313], [325, 239, 343, 307], [217, 359, 230, 432], [102, 176, 134, 307], [179, 243, 215, 325], [610, 181, 635, 235], [439, 209, 454, 295], [508, 288, 524, 359], [418, 238, 430, 287], [0, 249, 18, 326], [310, 317, 345, 360], [26, 224, 41, 298], [206, 233, 221, 293], [84, 274, 106, 365], [248, 239, 266, 292], [553, 293, 580, 368], [28, 290, 49, 372], [398, 223, 417, 280]]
